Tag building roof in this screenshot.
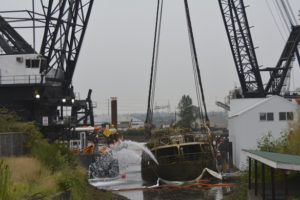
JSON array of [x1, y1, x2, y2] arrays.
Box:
[[229, 95, 295, 118], [243, 149, 300, 171]]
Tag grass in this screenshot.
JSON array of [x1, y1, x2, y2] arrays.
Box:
[[223, 172, 248, 200], [0, 160, 10, 200], [0, 109, 128, 200], [3, 157, 128, 200], [4, 157, 59, 200]]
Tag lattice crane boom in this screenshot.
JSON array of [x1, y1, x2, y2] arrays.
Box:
[[264, 25, 300, 95], [40, 0, 94, 88], [218, 0, 265, 98]]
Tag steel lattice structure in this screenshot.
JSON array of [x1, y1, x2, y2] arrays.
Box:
[[264, 26, 300, 95], [0, 0, 95, 139], [40, 0, 94, 88], [218, 0, 265, 98], [218, 0, 300, 98]]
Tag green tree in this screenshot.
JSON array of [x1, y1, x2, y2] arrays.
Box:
[[176, 95, 196, 129]]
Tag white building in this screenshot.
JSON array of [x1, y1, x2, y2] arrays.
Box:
[[118, 116, 144, 130], [228, 95, 298, 169]]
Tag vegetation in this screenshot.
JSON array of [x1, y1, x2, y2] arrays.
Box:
[[256, 118, 300, 155], [0, 109, 127, 200], [118, 129, 144, 137], [0, 160, 10, 200], [176, 95, 197, 128], [224, 172, 248, 200]]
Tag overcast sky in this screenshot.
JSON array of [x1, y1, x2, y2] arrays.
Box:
[[2, 0, 300, 114]]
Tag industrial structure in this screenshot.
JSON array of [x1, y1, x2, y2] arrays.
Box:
[[218, 0, 300, 170], [0, 0, 95, 139], [218, 0, 300, 98]]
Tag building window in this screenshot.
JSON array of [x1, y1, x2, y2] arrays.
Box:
[[280, 112, 294, 121], [279, 112, 286, 121], [267, 112, 274, 121], [26, 59, 47, 68], [287, 112, 294, 120], [260, 113, 266, 121], [260, 112, 274, 121]]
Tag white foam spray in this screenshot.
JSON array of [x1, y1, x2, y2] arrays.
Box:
[[112, 140, 158, 165]]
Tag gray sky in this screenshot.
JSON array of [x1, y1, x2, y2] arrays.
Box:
[[3, 0, 300, 114]]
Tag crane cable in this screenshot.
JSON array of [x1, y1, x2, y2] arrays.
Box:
[[279, 0, 297, 26], [146, 0, 209, 129], [265, 0, 286, 42], [145, 0, 163, 130], [183, 0, 209, 125], [286, 0, 298, 25], [274, 0, 290, 32]]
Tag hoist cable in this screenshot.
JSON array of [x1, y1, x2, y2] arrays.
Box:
[[185, 4, 204, 123], [286, 0, 298, 25], [184, 0, 208, 124], [146, 0, 163, 127], [265, 0, 286, 42], [149, 0, 163, 125], [185, 14, 204, 123], [271, 0, 289, 37], [279, 0, 295, 27], [274, 0, 291, 31]]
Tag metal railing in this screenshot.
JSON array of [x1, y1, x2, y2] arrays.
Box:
[[0, 75, 41, 85], [157, 152, 211, 165]]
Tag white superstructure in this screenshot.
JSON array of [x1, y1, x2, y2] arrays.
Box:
[[0, 54, 45, 84]]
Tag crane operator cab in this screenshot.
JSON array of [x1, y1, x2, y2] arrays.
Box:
[[0, 54, 46, 85]]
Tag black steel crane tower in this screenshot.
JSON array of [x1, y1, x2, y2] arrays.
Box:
[[0, 0, 95, 139], [218, 0, 300, 98], [218, 0, 264, 98]]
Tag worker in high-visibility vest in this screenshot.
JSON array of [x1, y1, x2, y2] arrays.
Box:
[[103, 125, 111, 145], [103, 124, 118, 145]]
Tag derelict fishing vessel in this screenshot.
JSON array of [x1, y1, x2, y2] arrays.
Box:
[[141, 0, 216, 182], [141, 129, 216, 182]]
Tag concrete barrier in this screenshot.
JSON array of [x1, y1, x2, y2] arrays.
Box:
[[0, 132, 24, 157]]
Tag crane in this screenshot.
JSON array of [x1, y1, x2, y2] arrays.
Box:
[[0, 0, 94, 139], [218, 0, 300, 98]]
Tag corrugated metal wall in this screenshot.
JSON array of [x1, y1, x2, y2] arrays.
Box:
[[0, 132, 24, 157]]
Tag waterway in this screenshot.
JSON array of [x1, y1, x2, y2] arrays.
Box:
[[90, 141, 234, 200]]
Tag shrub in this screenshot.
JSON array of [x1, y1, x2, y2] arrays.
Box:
[[57, 169, 88, 200], [31, 142, 66, 173], [224, 172, 248, 200], [58, 144, 78, 169]]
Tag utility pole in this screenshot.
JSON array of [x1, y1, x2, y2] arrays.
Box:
[[107, 99, 110, 124]]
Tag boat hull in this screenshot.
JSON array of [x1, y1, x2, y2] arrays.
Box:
[[141, 152, 216, 183]]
